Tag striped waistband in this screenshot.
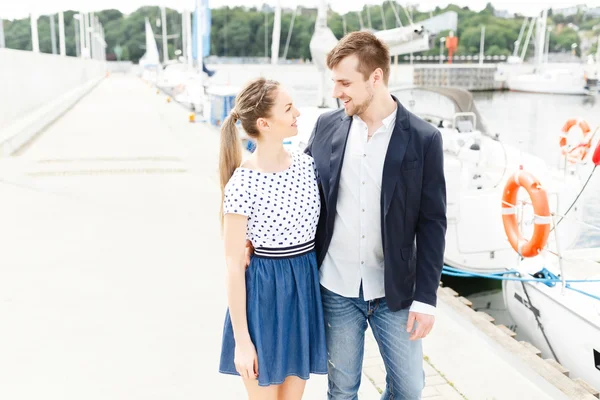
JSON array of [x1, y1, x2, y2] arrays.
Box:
[[254, 240, 316, 259]]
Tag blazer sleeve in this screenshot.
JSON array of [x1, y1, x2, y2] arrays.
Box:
[[414, 130, 447, 307]]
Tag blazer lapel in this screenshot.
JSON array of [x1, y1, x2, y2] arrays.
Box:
[[383, 99, 411, 216], [328, 115, 352, 203]]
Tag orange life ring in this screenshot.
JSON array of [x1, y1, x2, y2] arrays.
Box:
[[559, 118, 592, 163], [501, 171, 551, 257]]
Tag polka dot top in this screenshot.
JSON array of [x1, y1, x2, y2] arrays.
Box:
[[223, 151, 321, 248]]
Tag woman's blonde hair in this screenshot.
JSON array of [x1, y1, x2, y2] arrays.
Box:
[[219, 77, 280, 224]]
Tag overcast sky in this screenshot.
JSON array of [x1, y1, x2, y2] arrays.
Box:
[[1, 0, 599, 19]]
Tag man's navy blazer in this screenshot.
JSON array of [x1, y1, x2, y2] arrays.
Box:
[[305, 95, 447, 311]]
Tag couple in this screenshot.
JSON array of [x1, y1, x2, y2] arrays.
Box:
[[218, 31, 447, 400]]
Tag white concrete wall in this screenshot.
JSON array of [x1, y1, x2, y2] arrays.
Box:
[[0, 48, 105, 154]]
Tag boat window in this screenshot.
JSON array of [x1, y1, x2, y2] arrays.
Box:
[[456, 120, 474, 133]]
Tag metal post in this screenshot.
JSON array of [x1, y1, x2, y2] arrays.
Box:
[[551, 212, 566, 295], [283, 6, 297, 60], [195, 0, 204, 70], [93, 19, 98, 60], [98, 24, 103, 61], [95, 16, 101, 60], [74, 18, 80, 57], [161, 7, 168, 63], [545, 27, 551, 63], [101, 25, 106, 61], [104, 26, 107, 60], [380, 4, 386, 31], [0, 18, 5, 48], [513, 17, 528, 57], [31, 13, 40, 53], [440, 37, 446, 64], [342, 14, 347, 36], [50, 14, 57, 54], [182, 10, 187, 62], [366, 5, 372, 30], [98, 17, 103, 60], [357, 10, 364, 30], [89, 13, 95, 59], [185, 10, 193, 67], [103, 24, 107, 61], [264, 12, 268, 59], [78, 14, 85, 58], [58, 12, 66, 56], [96, 16, 100, 60], [91, 14, 96, 59], [403, 4, 414, 25], [479, 25, 485, 65], [388, 0, 402, 27], [96, 16, 101, 60], [84, 13, 90, 58], [535, 9, 548, 68], [521, 14, 535, 61], [271, 0, 281, 64]]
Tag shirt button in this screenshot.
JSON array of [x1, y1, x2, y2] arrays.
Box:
[[363, 154, 367, 157], [362, 209, 365, 212], [361, 261, 365, 265], [362, 235, 365, 239], [362, 181, 365, 185]]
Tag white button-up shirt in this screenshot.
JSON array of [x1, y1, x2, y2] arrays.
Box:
[[320, 106, 435, 315]]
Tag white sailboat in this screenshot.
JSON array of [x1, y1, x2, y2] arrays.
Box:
[[139, 18, 161, 83], [502, 144, 600, 390], [153, 0, 212, 114], [503, 249, 600, 390], [508, 68, 591, 96], [507, 9, 595, 96]]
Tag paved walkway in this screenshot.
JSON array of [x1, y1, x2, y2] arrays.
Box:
[[0, 75, 378, 399], [363, 329, 465, 399]]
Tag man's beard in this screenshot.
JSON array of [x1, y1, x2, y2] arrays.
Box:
[[346, 84, 374, 117]]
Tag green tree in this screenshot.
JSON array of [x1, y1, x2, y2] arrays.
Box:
[[552, 14, 566, 25], [481, 3, 495, 16], [0, 3, 595, 63], [549, 27, 580, 52]]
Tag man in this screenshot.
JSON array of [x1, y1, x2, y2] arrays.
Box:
[[305, 31, 447, 399]]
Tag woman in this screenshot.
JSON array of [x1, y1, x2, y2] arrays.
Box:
[[218, 77, 327, 400]]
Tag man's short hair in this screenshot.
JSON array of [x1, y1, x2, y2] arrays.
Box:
[[326, 31, 391, 85]]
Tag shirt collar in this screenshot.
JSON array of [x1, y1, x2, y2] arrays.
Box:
[[353, 105, 398, 132], [382, 105, 398, 131]]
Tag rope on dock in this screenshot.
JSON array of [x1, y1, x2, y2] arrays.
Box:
[[441, 265, 600, 302]]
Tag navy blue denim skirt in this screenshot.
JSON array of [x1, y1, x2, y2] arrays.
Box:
[[219, 241, 328, 386]]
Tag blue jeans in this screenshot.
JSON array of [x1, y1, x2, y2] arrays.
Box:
[[321, 285, 425, 400]]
